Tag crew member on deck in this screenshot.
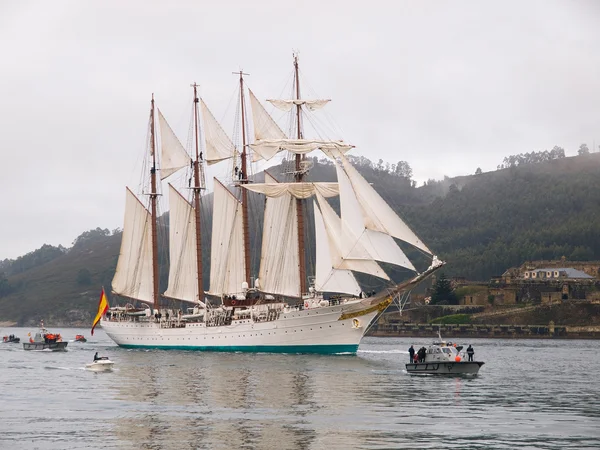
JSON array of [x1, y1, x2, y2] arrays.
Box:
[[94, 352, 99, 362], [408, 345, 415, 363], [467, 345, 474, 362]]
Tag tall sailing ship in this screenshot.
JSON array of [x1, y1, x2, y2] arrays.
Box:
[[101, 55, 444, 354]]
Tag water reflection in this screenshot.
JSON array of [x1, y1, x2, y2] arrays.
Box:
[[110, 351, 338, 449]]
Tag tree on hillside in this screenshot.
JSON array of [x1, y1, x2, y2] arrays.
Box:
[[497, 147, 565, 169], [430, 273, 458, 305], [395, 161, 413, 180], [72, 228, 111, 247], [4, 244, 67, 276], [578, 144, 590, 155], [475, 167, 482, 175]]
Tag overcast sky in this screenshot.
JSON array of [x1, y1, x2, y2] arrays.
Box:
[[1, 1, 599, 259]]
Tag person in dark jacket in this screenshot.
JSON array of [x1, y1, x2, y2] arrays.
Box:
[[408, 345, 415, 363], [93, 352, 99, 362], [467, 345, 474, 362]]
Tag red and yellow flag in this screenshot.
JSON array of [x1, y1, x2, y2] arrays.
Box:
[[91, 288, 109, 335]]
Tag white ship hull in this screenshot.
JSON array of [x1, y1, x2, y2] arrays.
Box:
[[101, 300, 385, 354]]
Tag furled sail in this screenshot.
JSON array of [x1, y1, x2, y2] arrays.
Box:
[[157, 109, 191, 180], [208, 180, 246, 296], [200, 99, 236, 165], [315, 191, 389, 280], [163, 184, 199, 303], [314, 200, 361, 295], [250, 139, 354, 162], [339, 154, 432, 255], [248, 89, 353, 161], [112, 188, 154, 304], [336, 161, 416, 271], [242, 182, 339, 199], [267, 99, 331, 112], [258, 173, 300, 298]]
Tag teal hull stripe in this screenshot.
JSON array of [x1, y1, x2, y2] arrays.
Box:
[[118, 344, 359, 354]]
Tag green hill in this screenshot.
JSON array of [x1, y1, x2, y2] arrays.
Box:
[[2, 152, 600, 325]]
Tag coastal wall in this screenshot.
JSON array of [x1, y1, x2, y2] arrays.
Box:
[[368, 323, 600, 339]]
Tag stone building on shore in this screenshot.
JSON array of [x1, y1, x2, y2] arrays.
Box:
[[460, 258, 600, 306]]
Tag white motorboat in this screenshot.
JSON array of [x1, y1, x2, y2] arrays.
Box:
[[406, 334, 484, 375], [85, 357, 114, 372]]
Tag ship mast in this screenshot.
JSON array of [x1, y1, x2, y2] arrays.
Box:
[[149, 95, 161, 307], [293, 54, 307, 296], [238, 71, 252, 286], [192, 83, 205, 303]]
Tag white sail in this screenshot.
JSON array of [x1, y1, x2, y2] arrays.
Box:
[[208, 180, 246, 296], [163, 185, 199, 303], [249, 89, 287, 141], [112, 188, 154, 304], [200, 99, 236, 166], [258, 174, 300, 298], [243, 182, 339, 199], [250, 139, 354, 162], [339, 155, 432, 255], [157, 109, 191, 180], [315, 191, 389, 280], [314, 200, 361, 295], [336, 161, 416, 271], [267, 99, 331, 112]]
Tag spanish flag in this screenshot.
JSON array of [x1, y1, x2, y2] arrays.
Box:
[[91, 288, 109, 335]]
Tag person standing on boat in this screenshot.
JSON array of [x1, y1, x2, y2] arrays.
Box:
[[93, 352, 99, 362], [408, 345, 415, 363], [467, 345, 474, 362]]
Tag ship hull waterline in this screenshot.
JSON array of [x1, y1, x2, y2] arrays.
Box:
[[23, 342, 69, 351], [101, 301, 385, 355], [405, 361, 484, 375]]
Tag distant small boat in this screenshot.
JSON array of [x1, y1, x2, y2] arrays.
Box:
[[23, 321, 68, 351], [85, 357, 114, 372], [2, 334, 20, 343], [74, 335, 87, 342]]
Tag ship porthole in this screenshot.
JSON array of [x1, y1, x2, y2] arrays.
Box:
[[352, 318, 361, 328]]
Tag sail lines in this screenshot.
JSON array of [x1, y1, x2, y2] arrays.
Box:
[[163, 184, 199, 303], [257, 173, 301, 298], [112, 188, 155, 304], [200, 99, 236, 165], [314, 199, 362, 296], [338, 154, 432, 255], [208, 180, 246, 296], [157, 109, 191, 180]]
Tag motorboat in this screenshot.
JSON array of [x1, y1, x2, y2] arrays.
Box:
[[2, 334, 20, 343], [406, 334, 484, 375], [23, 321, 68, 351], [85, 357, 114, 372], [74, 334, 87, 342]]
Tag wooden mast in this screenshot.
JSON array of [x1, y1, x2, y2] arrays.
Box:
[[238, 71, 252, 286], [149, 94, 161, 308], [192, 83, 205, 303], [293, 54, 307, 296]]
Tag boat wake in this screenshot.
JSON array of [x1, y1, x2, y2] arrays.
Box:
[[44, 366, 76, 371]]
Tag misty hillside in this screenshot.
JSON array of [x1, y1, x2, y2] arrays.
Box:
[[2, 152, 600, 325]]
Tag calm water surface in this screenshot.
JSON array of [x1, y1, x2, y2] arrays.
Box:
[[0, 327, 599, 449]]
